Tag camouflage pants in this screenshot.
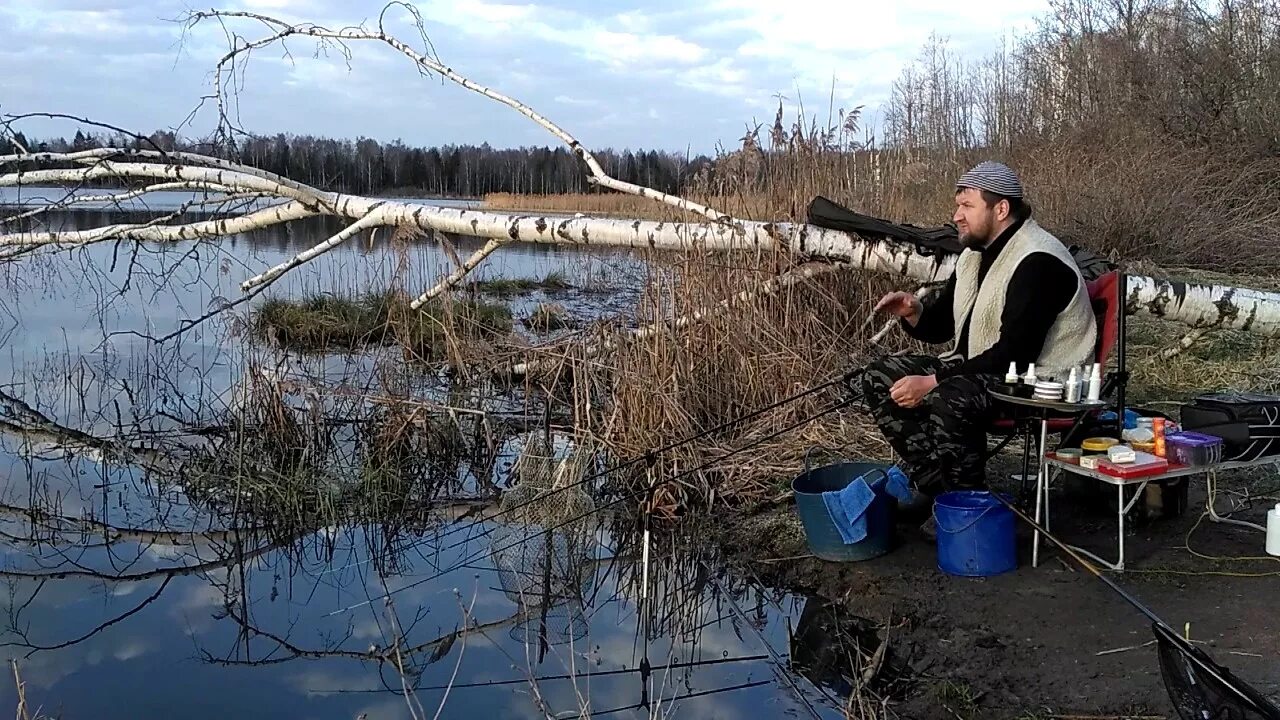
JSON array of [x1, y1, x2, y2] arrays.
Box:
[[860, 354, 998, 497]]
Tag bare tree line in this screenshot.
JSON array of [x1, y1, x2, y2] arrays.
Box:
[[0, 129, 714, 199]]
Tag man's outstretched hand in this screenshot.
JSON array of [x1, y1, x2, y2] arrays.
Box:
[[875, 291, 923, 325], [890, 375, 937, 408]]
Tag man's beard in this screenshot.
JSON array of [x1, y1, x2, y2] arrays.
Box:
[[959, 229, 991, 249]]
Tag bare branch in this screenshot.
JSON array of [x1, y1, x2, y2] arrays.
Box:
[[239, 205, 395, 291], [0, 199, 318, 249], [4, 576, 172, 658], [183, 7, 735, 223], [0, 182, 247, 227], [410, 238, 509, 309]]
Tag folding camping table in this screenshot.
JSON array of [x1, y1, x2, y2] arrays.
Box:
[[1040, 453, 1280, 571], [987, 385, 1106, 568]]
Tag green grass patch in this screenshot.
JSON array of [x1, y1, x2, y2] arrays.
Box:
[[472, 271, 572, 296], [253, 289, 511, 359]]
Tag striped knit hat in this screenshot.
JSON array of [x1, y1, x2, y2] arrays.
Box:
[[956, 161, 1024, 199]]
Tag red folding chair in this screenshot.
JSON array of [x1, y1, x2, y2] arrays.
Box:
[[986, 272, 1126, 503]]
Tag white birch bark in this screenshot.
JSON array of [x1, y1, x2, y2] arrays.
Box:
[[6, 164, 1280, 337], [410, 238, 510, 308], [4, 4, 1279, 341], [241, 206, 394, 290], [186, 9, 734, 223]]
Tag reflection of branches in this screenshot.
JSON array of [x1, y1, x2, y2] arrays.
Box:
[[2, 576, 172, 658], [0, 501, 258, 547], [207, 598, 527, 667], [0, 536, 287, 581], [0, 387, 177, 473]]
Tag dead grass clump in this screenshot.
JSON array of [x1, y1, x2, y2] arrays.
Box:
[[482, 192, 694, 220], [530, 250, 913, 514], [355, 405, 469, 527], [252, 289, 512, 360], [524, 303, 572, 333], [1126, 314, 1280, 404]]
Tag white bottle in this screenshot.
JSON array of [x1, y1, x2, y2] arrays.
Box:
[[1087, 363, 1102, 401], [1005, 362, 1020, 384], [1065, 367, 1081, 402], [1023, 362, 1037, 386], [1267, 504, 1280, 557]]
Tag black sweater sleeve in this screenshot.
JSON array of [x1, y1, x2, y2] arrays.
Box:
[[935, 253, 1079, 380], [900, 274, 956, 345]]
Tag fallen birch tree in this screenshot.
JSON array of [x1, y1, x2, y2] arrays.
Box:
[[3, 4, 1280, 343]]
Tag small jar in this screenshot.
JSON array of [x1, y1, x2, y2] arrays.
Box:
[[1081, 437, 1120, 456]]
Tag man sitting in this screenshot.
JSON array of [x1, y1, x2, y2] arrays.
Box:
[[863, 161, 1096, 532]]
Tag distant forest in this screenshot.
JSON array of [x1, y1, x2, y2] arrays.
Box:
[[0, 129, 716, 198]]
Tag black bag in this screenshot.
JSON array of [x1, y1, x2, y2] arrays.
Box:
[[1179, 392, 1280, 462], [806, 196, 962, 256], [804, 196, 1118, 278]]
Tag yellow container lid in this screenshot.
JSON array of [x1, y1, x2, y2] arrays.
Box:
[[1081, 437, 1120, 452]]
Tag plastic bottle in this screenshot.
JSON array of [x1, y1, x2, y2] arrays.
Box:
[[1005, 362, 1020, 384], [1024, 363, 1038, 386], [1087, 363, 1102, 401], [1065, 367, 1080, 402], [1267, 504, 1280, 557]]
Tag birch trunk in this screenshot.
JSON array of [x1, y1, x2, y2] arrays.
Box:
[[4, 6, 1273, 341], [5, 176, 1280, 337]]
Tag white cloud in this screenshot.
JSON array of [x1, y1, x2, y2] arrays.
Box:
[[553, 94, 599, 107], [584, 30, 708, 68], [422, 0, 709, 70], [0, 0, 1056, 152], [706, 2, 1040, 90]]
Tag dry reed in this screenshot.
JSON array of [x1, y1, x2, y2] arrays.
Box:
[[476, 0, 1280, 514]]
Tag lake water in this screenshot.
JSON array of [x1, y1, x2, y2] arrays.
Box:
[[0, 196, 861, 718]]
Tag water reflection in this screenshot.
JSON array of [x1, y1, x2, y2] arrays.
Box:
[[0, 443, 844, 718], [0, 208, 859, 718]]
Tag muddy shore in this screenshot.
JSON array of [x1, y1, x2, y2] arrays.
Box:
[[705, 460, 1280, 719]]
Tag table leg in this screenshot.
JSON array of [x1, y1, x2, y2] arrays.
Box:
[[1067, 480, 1149, 572], [1032, 417, 1050, 568], [1019, 422, 1034, 507], [1116, 481, 1126, 571], [1204, 468, 1268, 532]]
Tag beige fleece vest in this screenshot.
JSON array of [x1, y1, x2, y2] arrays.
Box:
[[944, 219, 1096, 372]]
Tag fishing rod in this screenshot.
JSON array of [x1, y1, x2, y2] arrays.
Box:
[[321, 653, 770, 693], [424, 364, 865, 551], [327, 395, 858, 617], [989, 492, 1162, 626], [991, 491, 1280, 719], [419, 366, 870, 568]]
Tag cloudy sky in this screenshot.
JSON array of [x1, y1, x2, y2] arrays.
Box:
[[0, 0, 1048, 154]]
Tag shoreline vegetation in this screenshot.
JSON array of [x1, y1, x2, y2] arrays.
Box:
[[6, 0, 1280, 717], [249, 272, 582, 358], [62, 0, 1280, 512], [252, 290, 512, 360]]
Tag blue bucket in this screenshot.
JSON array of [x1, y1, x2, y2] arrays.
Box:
[[934, 490, 1017, 577], [791, 460, 897, 562]]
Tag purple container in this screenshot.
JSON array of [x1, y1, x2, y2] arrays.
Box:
[[1165, 431, 1223, 467]]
